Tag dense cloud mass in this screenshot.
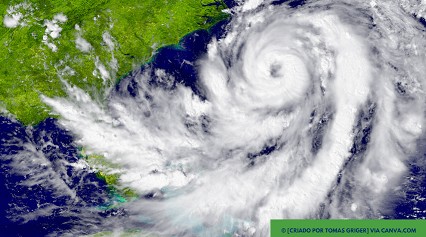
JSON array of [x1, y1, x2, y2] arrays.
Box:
[[39, 0, 426, 235]]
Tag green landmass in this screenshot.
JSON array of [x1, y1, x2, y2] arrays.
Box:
[[0, 0, 228, 125], [0, 0, 229, 216], [79, 148, 139, 203]]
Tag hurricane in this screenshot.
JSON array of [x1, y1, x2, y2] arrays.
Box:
[[4, 0, 426, 236]]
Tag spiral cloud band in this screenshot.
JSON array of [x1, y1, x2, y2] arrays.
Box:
[[42, 0, 426, 235]]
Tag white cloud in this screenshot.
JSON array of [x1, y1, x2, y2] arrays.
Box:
[[53, 13, 67, 23], [42, 0, 426, 235], [41, 13, 67, 52], [3, 13, 23, 28], [94, 57, 111, 82], [3, 2, 33, 28], [44, 19, 62, 39], [75, 36, 93, 53], [102, 31, 115, 51]]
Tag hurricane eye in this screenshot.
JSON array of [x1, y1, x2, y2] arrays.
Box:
[[16, 0, 426, 235], [269, 63, 283, 78]]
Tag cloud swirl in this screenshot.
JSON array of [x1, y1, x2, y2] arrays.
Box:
[[43, 0, 426, 235]]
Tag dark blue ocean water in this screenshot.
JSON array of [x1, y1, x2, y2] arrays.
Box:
[[1, 0, 425, 236], [0, 117, 126, 236], [0, 3, 233, 236]]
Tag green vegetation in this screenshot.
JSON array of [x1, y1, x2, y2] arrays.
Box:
[[79, 149, 139, 202], [0, 0, 229, 124]]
